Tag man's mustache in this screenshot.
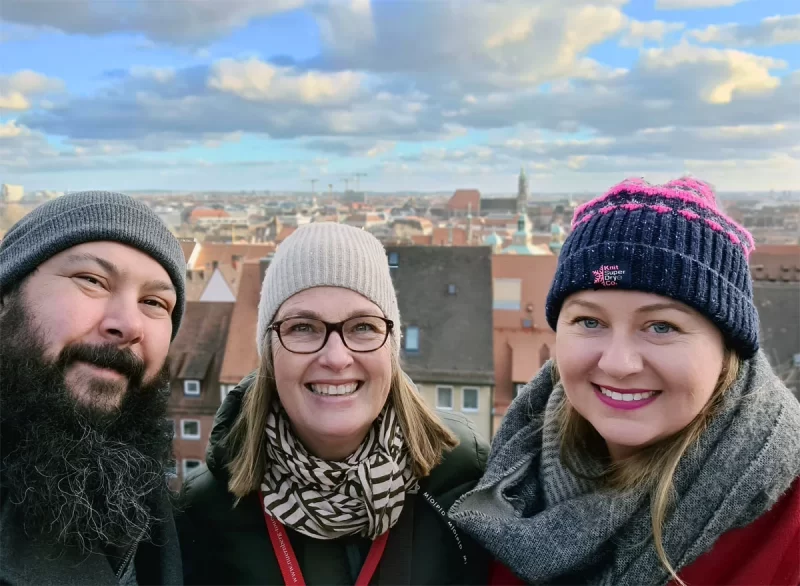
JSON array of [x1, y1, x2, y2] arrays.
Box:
[[56, 343, 146, 384]]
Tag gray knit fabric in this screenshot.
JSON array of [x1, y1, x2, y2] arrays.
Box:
[[449, 352, 800, 585], [256, 222, 400, 356], [0, 191, 186, 336]]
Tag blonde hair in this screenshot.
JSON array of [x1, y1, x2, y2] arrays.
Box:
[[226, 337, 458, 499], [551, 350, 740, 583]]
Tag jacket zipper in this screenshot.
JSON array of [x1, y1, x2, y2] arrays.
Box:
[[115, 528, 145, 581]]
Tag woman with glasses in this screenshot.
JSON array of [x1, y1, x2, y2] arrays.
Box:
[[177, 222, 491, 585]]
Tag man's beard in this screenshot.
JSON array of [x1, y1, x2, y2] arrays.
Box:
[[0, 292, 174, 555]]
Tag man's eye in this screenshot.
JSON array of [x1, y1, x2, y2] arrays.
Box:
[[77, 275, 102, 286], [143, 299, 169, 311]]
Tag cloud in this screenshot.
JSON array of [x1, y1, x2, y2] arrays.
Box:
[[208, 58, 363, 105], [299, 138, 396, 158], [0, 70, 64, 111], [452, 45, 796, 141], [638, 43, 785, 104], [0, 120, 29, 138], [0, 92, 29, 110], [655, 0, 747, 10], [0, 22, 42, 43], [129, 66, 177, 83], [495, 123, 798, 162], [4, 2, 796, 191], [312, 0, 627, 91], [0, 0, 304, 45], [0, 121, 259, 175], [621, 19, 685, 47], [690, 14, 800, 47], [366, 141, 395, 158], [18, 61, 442, 143]]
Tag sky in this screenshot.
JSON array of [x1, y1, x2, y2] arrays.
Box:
[[1, 0, 798, 194]]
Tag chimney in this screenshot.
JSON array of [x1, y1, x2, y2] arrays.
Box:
[[212, 260, 219, 270]]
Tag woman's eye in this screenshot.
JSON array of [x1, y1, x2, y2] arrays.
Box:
[[651, 322, 674, 334], [579, 318, 600, 329]]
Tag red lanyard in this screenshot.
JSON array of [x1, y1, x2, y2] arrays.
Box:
[[259, 490, 389, 586]]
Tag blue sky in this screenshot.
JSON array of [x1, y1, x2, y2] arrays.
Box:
[[1, 0, 798, 194]]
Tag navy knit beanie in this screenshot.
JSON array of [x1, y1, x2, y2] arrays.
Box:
[[0, 191, 186, 338], [545, 177, 759, 359]]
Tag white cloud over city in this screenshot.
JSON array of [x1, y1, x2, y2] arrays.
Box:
[[0, 0, 797, 192]]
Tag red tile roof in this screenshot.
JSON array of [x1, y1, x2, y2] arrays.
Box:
[[447, 189, 481, 213], [179, 239, 197, 262], [218, 260, 262, 384], [750, 245, 800, 282], [276, 226, 297, 243], [190, 242, 275, 271], [190, 208, 229, 221]]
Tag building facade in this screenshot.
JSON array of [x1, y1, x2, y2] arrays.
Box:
[[386, 245, 495, 439]]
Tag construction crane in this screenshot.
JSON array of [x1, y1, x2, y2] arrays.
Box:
[[353, 173, 367, 192], [343, 178, 350, 193], [310, 179, 317, 195]]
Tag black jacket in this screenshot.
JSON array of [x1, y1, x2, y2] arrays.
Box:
[[177, 373, 492, 585], [0, 487, 182, 586]]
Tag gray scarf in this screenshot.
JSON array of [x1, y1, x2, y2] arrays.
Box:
[[261, 401, 418, 540], [449, 351, 800, 585]]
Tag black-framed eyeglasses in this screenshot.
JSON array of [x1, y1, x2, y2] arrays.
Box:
[[269, 315, 394, 354]]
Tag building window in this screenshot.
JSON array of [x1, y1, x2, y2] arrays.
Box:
[[182, 459, 202, 478], [166, 462, 178, 478], [436, 386, 453, 410], [184, 380, 201, 396], [388, 252, 399, 268], [181, 419, 201, 440], [220, 384, 236, 403], [462, 387, 479, 412], [794, 353, 800, 367], [513, 383, 527, 399], [493, 278, 522, 310], [447, 283, 457, 295], [405, 326, 419, 352]]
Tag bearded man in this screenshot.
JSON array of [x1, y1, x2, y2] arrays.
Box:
[[0, 191, 186, 585]]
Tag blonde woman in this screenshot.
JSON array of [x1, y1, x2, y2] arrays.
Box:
[[450, 178, 800, 585], [177, 222, 490, 585]]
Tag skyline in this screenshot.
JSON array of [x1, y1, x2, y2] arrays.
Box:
[[1, 0, 799, 194]]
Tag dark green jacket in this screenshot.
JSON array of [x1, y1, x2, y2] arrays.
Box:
[[177, 374, 491, 585], [0, 486, 182, 586]]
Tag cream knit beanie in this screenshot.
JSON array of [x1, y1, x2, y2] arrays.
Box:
[[256, 222, 400, 357]]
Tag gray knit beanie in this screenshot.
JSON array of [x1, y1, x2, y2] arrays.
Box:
[[0, 191, 186, 337], [257, 222, 400, 357]]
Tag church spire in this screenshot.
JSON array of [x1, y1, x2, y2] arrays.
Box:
[[517, 167, 528, 215]]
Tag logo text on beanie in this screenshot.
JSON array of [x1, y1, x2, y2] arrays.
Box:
[[592, 264, 628, 288]]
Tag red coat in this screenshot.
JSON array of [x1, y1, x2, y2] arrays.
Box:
[[490, 478, 800, 585]]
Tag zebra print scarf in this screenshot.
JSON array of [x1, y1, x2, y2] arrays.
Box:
[[260, 401, 418, 540]]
